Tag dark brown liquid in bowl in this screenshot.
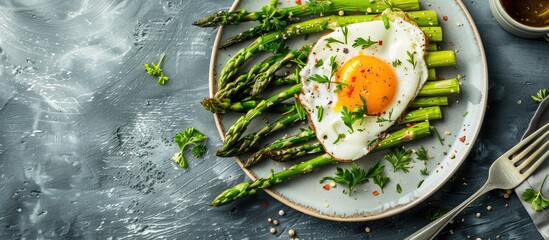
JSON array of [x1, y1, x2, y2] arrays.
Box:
[[500, 0, 549, 27]]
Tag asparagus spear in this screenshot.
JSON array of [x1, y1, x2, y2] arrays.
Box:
[[266, 106, 442, 162], [217, 84, 302, 153], [216, 109, 304, 157], [410, 96, 448, 108], [245, 128, 316, 167], [194, 0, 421, 27], [201, 97, 295, 113], [270, 73, 300, 86], [210, 121, 432, 206], [418, 78, 460, 96], [222, 10, 439, 47], [217, 12, 442, 88]]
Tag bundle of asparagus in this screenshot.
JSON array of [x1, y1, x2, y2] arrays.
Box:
[[194, 0, 461, 206]]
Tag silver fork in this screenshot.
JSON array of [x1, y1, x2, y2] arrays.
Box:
[[406, 122, 549, 240]]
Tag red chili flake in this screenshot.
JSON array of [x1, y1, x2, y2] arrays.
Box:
[[354, 8, 359, 12], [372, 191, 379, 196], [295, 0, 302, 5], [323, 184, 331, 190], [301, 7, 306, 11], [346, 85, 355, 97], [261, 200, 269, 207], [459, 136, 466, 142], [314, 84, 319, 91], [442, 16, 448, 21], [351, 76, 356, 82], [378, 40, 383, 46]]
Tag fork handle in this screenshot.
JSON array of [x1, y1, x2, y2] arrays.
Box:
[[405, 182, 493, 240]]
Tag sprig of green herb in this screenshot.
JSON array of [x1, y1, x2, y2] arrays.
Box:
[[384, 147, 412, 173], [406, 51, 417, 69], [420, 168, 429, 176], [144, 54, 170, 85], [259, 39, 288, 54], [172, 128, 208, 169], [352, 36, 377, 49], [333, 133, 346, 144], [522, 174, 549, 211], [396, 183, 402, 193], [416, 146, 429, 161], [374, 174, 390, 192], [325, 37, 344, 46], [532, 88, 547, 103], [383, 0, 396, 11], [334, 81, 348, 93], [330, 56, 338, 78], [308, 74, 330, 83], [320, 161, 385, 196]]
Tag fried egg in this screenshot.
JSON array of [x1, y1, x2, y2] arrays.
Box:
[[298, 10, 429, 161]]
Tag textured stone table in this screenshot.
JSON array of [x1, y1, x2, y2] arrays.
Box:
[[0, 1, 547, 239]]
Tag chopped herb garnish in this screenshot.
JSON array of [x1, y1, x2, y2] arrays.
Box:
[[320, 161, 385, 196], [317, 106, 324, 122], [334, 81, 348, 93], [341, 106, 359, 133], [374, 174, 390, 193], [416, 146, 429, 161], [295, 100, 307, 120], [172, 128, 208, 169], [308, 74, 330, 83], [342, 26, 349, 44], [532, 88, 547, 103], [384, 147, 412, 173], [521, 174, 549, 211], [376, 108, 394, 123], [392, 59, 402, 67], [333, 133, 346, 144], [259, 39, 288, 54], [418, 179, 425, 188], [144, 54, 170, 85], [383, 0, 396, 11], [406, 51, 417, 69], [352, 36, 377, 49], [420, 168, 429, 176], [330, 56, 338, 78], [325, 37, 344, 47], [381, 15, 390, 29], [431, 126, 444, 145], [315, 59, 324, 67], [426, 208, 449, 221], [396, 183, 402, 193]]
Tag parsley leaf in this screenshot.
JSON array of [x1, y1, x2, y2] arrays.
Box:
[[420, 168, 429, 176], [406, 51, 417, 69], [334, 81, 348, 93], [308, 74, 330, 83], [260, 5, 287, 31], [352, 36, 377, 49], [172, 128, 208, 169], [374, 174, 390, 193], [333, 133, 346, 144], [376, 108, 394, 123], [396, 183, 402, 193], [384, 147, 413, 173], [320, 161, 385, 196], [522, 174, 549, 211], [341, 106, 359, 133], [259, 39, 288, 54], [416, 146, 429, 161], [330, 56, 338, 78], [325, 37, 344, 47], [392, 59, 402, 67], [315, 59, 324, 67], [532, 88, 547, 103], [144, 54, 170, 85]]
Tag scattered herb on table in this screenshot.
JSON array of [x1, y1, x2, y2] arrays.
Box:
[[532, 88, 547, 103], [521, 174, 549, 211], [420, 168, 429, 176], [144, 54, 170, 85], [426, 207, 450, 221], [320, 161, 384, 196], [384, 147, 412, 172], [373, 174, 390, 192], [172, 128, 208, 169]]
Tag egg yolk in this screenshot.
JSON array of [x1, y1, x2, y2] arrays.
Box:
[[334, 55, 397, 115]]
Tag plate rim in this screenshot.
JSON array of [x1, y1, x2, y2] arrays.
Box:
[[208, 0, 489, 221]]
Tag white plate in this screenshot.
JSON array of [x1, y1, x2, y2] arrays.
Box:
[[209, 0, 487, 221]]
